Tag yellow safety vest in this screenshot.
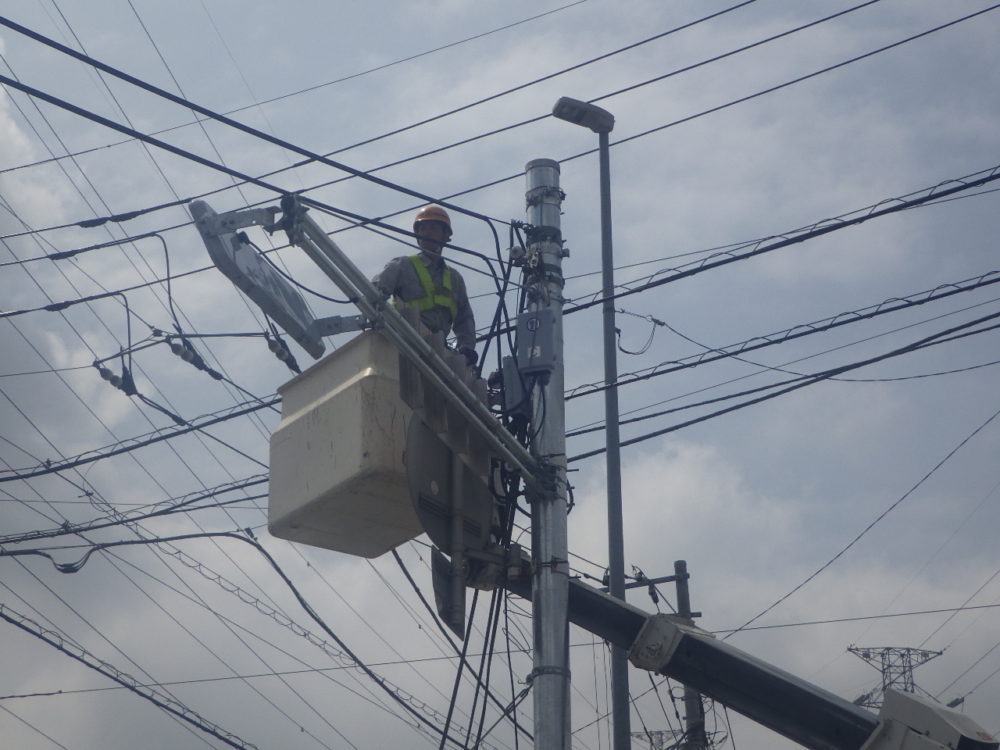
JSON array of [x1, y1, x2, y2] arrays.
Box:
[[401, 254, 458, 319]]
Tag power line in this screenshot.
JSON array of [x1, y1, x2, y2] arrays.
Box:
[[0, 473, 269, 544], [725, 401, 1000, 639], [0, 531, 482, 749], [567, 294, 1000, 443], [568, 310, 1000, 461], [0, 16, 503, 227], [566, 269, 1000, 401], [0, 602, 258, 750], [0, 703, 71, 750], [0, 0, 897, 244], [564, 163, 1000, 318], [0, 0, 592, 179], [0, 395, 279, 483], [592, 3, 1000, 162]]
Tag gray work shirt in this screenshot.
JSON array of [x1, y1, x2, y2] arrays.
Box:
[[372, 252, 477, 350]]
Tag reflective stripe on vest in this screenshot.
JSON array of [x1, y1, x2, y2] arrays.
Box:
[[402, 254, 457, 319]]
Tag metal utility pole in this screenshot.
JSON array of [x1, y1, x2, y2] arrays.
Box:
[[524, 158, 571, 750], [552, 95, 631, 750], [675, 560, 708, 750]]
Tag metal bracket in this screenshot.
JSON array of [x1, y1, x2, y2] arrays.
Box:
[[628, 613, 715, 673], [306, 315, 368, 338], [200, 206, 281, 236]]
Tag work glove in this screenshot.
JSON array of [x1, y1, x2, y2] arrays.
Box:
[[460, 346, 478, 367]]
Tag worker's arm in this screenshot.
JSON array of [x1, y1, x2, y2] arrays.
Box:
[[371, 256, 405, 298], [450, 270, 477, 353]]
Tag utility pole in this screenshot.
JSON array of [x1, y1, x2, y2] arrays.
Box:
[[523, 158, 571, 750], [675, 560, 708, 750]]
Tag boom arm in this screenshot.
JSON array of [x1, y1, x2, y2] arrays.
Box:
[[505, 573, 997, 750]]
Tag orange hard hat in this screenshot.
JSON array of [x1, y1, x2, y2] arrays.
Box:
[[413, 205, 452, 235]]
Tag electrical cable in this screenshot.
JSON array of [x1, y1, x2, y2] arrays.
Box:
[[2, 453, 325, 749], [0, 0, 592, 179], [567, 268, 1000, 398], [0, 394, 279, 483], [0, 16, 504, 227], [0, 602, 259, 750], [103, 542, 457, 739], [0, 474, 268, 544], [568, 310, 1000, 461], [390, 550, 534, 742], [1, 323, 326, 740], [0, 703, 71, 750], [710, 603, 1000, 635], [1, 531, 476, 748], [569, 294, 1000, 445], [724, 401, 1000, 639], [564, 164, 1000, 319], [0, 0, 912, 245], [579, 2, 1000, 169]]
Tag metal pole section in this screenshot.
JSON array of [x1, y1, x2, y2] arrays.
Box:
[[675, 560, 707, 750], [525, 158, 571, 750], [599, 129, 632, 750]]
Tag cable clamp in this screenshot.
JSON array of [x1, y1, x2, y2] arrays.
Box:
[[526, 666, 571, 684]]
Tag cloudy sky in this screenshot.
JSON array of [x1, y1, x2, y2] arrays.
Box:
[[1, 0, 999, 748]]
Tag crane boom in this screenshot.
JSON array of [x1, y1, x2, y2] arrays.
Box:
[[505, 572, 996, 750]]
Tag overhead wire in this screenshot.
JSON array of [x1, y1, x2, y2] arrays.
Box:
[[0, 0, 899, 245], [0, 15, 507, 227], [563, 163, 1000, 319], [0, 490, 228, 748], [0, 703, 71, 750], [0, 0, 592, 178], [568, 294, 1000, 439], [1, 531, 484, 749], [0, 602, 259, 750], [711, 602, 1000, 635], [564, 268, 1000, 407], [99, 544, 453, 739], [0, 394, 280, 482], [568, 310, 1000, 460], [1, 448, 333, 750], [3, 1, 996, 740], [1, 207, 468, 750], [723, 401, 1000, 639], [0, 71, 281, 442]]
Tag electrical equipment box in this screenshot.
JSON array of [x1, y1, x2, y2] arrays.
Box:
[[268, 331, 421, 558], [515, 308, 556, 377], [501, 356, 531, 424]]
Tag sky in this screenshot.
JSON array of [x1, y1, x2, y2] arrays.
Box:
[[1, 1, 999, 748]]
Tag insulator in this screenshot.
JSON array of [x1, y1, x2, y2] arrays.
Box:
[[169, 342, 184, 356], [109, 374, 122, 389], [266, 337, 280, 353], [98, 366, 113, 381], [275, 346, 289, 361], [180, 348, 194, 362]]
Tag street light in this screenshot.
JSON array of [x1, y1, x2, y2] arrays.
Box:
[[552, 96, 631, 750]]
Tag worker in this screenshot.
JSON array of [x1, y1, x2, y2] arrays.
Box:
[[372, 205, 478, 365]]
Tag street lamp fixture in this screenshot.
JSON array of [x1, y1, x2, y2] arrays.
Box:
[[552, 96, 615, 133]]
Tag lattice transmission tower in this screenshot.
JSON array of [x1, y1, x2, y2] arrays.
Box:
[[848, 645, 942, 709]]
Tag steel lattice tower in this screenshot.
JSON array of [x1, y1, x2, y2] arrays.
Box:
[[848, 645, 942, 709]]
